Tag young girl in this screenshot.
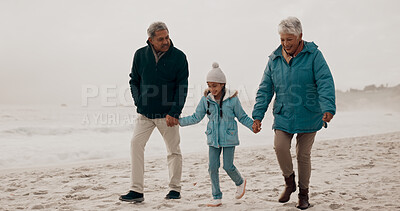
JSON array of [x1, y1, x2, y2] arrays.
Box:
[[179, 62, 254, 207]]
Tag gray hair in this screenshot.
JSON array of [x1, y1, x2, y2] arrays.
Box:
[[147, 22, 169, 38], [278, 17, 302, 36]]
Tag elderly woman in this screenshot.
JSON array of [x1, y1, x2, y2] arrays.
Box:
[[252, 17, 336, 209]]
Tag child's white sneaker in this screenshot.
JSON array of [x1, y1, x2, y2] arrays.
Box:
[[206, 199, 222, 207], [235, 178, 246, 199]]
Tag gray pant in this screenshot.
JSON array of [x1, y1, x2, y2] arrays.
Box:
[[130, 114, 182, 193], [274, 129, 316, 189]]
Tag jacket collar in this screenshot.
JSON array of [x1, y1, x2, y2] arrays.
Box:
[[269, 41, 318, 61], [204, 88, 238, 103]]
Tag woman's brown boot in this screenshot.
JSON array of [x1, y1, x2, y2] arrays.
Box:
[[278, 172, 296, 203], [296, 188, 310, 210]]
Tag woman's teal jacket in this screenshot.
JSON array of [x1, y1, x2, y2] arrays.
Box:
[[252, 41, 336, 134]]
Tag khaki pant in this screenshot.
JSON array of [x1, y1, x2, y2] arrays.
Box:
[[274, 129, 316, 189], [130, 114, 182, 193]]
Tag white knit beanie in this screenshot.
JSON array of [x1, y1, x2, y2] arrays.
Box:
[[206, 62, 226, 83]]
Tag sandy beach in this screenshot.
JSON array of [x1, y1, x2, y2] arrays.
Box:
[[1, 131, 399, 211]]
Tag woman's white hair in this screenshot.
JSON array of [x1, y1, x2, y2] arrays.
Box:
[[147, 22, 169, 38], [278, 17, 302, 36]]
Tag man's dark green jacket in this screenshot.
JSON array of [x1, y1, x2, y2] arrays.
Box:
[[129, 40, 189, 119]]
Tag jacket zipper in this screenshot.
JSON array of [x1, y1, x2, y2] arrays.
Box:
[[209, 98, 221, 148]]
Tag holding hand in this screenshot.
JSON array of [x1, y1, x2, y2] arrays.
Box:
[[252, 120, 262, 133], [322, 112, 333, 123], [166, 115, 179, 127]]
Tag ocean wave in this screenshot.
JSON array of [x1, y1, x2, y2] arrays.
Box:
[[1, 126, 133, 136]]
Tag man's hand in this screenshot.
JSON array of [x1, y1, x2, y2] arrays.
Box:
[[322, 112, 334, 123], [252, 119, 262, 133], [166, 115, 179, 127]]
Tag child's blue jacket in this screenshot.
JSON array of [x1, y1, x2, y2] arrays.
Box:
[[179, 89, 253, 148]]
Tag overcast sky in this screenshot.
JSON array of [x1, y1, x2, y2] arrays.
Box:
[[1, 0, 399, 105]]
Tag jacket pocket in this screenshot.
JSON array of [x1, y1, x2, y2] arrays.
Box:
[[273, 103, 283, 114], [205, 129, 213, 145], [225, 129, 238, 144], [226, 129, 237, 136], [136, 96, 143, 113]]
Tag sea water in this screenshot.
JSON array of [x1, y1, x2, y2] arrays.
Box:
[[0, 104, 399, 169]]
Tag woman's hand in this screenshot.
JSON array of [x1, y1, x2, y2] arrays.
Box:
[[252, 120, 262, 133], [322, 112, 333, 122]]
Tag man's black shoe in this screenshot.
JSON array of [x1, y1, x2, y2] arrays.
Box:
[[119, 190, 144, 203], [165, 190, 181, 199]]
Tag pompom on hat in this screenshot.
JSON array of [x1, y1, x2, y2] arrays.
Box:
[[206, 62, 226, 83]]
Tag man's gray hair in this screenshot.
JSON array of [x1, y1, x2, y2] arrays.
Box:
[[147, 22, 169, 38], [278, 17, 302, 36]]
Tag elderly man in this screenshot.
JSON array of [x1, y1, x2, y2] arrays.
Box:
[[252, 17, 335, 209], [120, 22, 189, 203]]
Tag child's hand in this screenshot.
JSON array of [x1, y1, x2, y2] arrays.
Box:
[[252, 120, 262, 133]]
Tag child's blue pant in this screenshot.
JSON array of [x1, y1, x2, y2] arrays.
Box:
[[208, 146, 244, 199]]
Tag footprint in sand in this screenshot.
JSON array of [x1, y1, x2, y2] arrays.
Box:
[[96, 204, 108, 209], [255, 155, 266, 160], [249, 188, 261, 193], [65, 194, 90, 200], [73, 185, 90, 190], [91, 185, 107, 191], [33, 190, 48, 195], [192, 193, 208, 199], [77, 174, 95, 178], [31, 204, 45, 209], [153, 203, 174, 209], [70, 185, 90, 194], [329, 203, 343, 209], [282, 202, 296, 207]]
